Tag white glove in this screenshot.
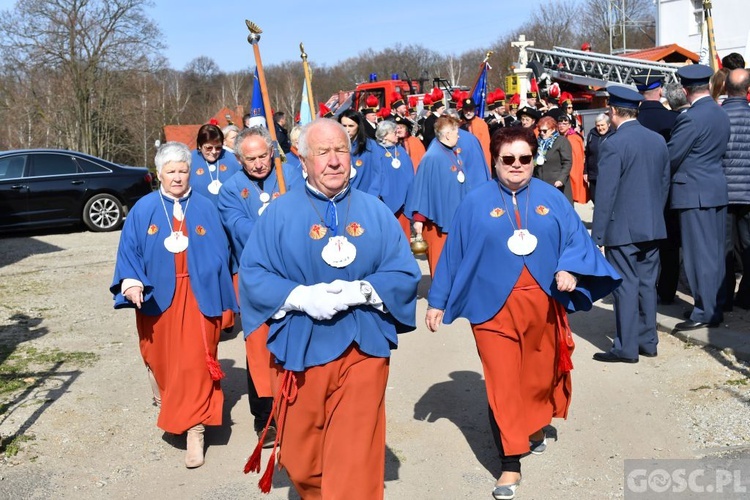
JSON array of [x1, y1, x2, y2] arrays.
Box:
[[286, 283, 349, 321], [327, 280, 367, 307]]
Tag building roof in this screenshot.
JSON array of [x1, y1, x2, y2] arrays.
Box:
[[622, 44, 700, 64], [162, 106, 245, 150]]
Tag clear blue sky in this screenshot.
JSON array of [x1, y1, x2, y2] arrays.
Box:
[[0, 0, 541, 72]]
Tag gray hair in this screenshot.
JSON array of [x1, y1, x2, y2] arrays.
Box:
[[222, 124, 240, 137], [443, 108, 461, 119], [289, 125, 302, 147], [375, 120, 397, 143], [595, 113, 610, 125], [234, 126, 273, 158], [155, 142, 191, 173], [297, 118, 351, 158], [665, 82, 689, 110]]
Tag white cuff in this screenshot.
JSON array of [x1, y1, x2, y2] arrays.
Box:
[[121, 279, 143, 295]]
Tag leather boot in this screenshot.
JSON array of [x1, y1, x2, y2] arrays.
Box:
[[185, 424, 205, 468]]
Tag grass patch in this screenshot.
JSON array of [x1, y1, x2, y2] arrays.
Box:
[[1, 433, 35, 457], [726, 378, 749, 386], [0, 344, 98, 397]]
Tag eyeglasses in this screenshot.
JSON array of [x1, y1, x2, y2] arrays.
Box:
[[539, 129, 549, 133], [201, 145, 223, 152], [499, 154, 534, 166]]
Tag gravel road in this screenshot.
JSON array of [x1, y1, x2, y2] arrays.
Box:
[[1, 225, 749, 499]]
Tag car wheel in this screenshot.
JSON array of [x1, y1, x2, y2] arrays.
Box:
[[83, 193, 124, 232]]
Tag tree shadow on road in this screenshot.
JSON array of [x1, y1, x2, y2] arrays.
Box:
[[413, 370, 501, 476]]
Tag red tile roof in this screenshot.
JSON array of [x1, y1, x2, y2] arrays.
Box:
[[163, 106, 245, 149], [622, 44, 700, 64]]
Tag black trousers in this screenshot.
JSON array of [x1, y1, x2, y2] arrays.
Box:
[[247, 358, 274, 432], [488, 405, 521, 473], [657, 207, 681, 302], [722, 204, 750, 309]]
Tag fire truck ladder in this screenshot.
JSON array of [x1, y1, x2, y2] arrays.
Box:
[[527, 46, 681, 88]]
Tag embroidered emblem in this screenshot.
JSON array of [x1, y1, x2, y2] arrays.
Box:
[[309, 224, 327, 240], [385, 151, 392, 158], [196, 168, 205, 175], [455, 148, 462, 154], [490, 208, 505, 218], [219, 164, 227, 172], [147, 224, 158, 235], [355, 159, 363, 167], [346, 222, 364, 237], [195, 225, 206, 236], [536, 205, 550, 215], [451, 165, 457, 172], [241, 188, 249, 199], [272, 192, 281, 199]]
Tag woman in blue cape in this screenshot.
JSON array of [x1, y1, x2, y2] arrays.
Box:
[[110, 142, 238, 469], [426, 127, 620, 500], [189, 123, 242, 204]]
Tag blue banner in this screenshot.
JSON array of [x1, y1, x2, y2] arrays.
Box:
[[248, 68, 267, 128], [471, 62, 489, 119]]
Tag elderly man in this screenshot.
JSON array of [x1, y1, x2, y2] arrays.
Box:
[[592, 86, 670, 362], [239, 118, 420, 498], [721, 68, 750, 310], [668, 64, 731, 330], [217, 126, 302, 447]]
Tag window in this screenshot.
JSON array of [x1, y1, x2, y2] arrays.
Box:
[[0, 156, 27, 179], [691, 0, 704, 36], [30, 154, 78, 177], [76, 157, 110, 173]]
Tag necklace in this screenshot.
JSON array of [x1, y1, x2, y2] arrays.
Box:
[[305, 189, 356, 268], [205, 155, 222, 195], [250, 175, 277, 215], [440, 143, 465, 183], [159, 191, 191, 253], [498, 185, 537, 256], [381, 144, 401, 169]]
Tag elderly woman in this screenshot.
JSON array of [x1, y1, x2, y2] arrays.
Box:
[[190, 123, 242, 203], [426, 127, 620, 500], [374, 119, 414, 238], [584, 113, 614, 203], [406, 115, 490, 275], [223, 124, 240, 153], [534, 115, 573, 204], [110, 142, 238, 469], [558, 115, 588, 204]]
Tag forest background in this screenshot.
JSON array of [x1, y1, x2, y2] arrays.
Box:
[[0, 0, 655, 167]]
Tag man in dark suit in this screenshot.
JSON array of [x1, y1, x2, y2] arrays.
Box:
[[633, 71, 681, 305], [668, 65, 731, 330], [592, 86, 671, 363]]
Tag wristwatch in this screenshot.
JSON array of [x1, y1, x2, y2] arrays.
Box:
[[360, 282, 373, 303]]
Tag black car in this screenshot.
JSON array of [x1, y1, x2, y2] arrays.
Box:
[[0, 149, 153, 233]]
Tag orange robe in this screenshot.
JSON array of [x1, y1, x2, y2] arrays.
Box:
[[468, 118, 492, 174], [471, 267, 573, 456], [245, 323, 273, 397], [272, 346, 389, 498], [422, 220, 447, 278], [403, 135, 426, 172], [567, 133, 589, 204], [136, 219, 224, 435]]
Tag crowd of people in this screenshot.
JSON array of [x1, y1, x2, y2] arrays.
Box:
[[108, 53, 750, 500]]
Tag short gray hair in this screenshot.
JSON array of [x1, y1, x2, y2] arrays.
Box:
[[289, 125, 302, 147], [375, 120, 397, 143], [595, 113, 610, 125], [234, 126, 273, 158], [297, 118, 351, 158], [665, 82, 689, 110], [222, 124, 240, 137], [155, 142, 191, 173]]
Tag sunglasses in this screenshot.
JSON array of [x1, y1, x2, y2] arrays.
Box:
[[539, 128, 549, 133], [499, 154, 534, 166]]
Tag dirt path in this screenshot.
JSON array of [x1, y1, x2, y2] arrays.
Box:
[[0, 228, 749, 499]]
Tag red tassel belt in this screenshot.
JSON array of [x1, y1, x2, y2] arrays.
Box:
[[552, 300, 574, 374]]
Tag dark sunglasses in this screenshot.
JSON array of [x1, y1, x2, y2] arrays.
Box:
[[499, 154, 534, 166], [539, 128, 549, 133]]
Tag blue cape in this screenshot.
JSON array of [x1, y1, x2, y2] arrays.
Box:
[[190, 149, 242, 205], [371, 142, 414, 213], [428, 178, 621, 323], [349, 138, 382, 196], [239, 185, 421, 371], [404, 137, 490, 231], [110, 190, 238, 317]]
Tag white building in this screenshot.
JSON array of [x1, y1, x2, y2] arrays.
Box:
[[657, 0, 749, 64]]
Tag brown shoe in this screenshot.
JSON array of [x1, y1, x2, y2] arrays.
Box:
[[258, 425, 277, 449], [185, 424, 205, 468]]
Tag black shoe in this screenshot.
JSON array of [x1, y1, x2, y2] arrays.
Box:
[[638, 347, 658, 358], [257, 425, 277, 449], [674, 320, 719, 331], [682, 310, 692, 320], [593, 351, 638, 363]]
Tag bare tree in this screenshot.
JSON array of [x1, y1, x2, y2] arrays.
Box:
[[0, 0, 163, 158]]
